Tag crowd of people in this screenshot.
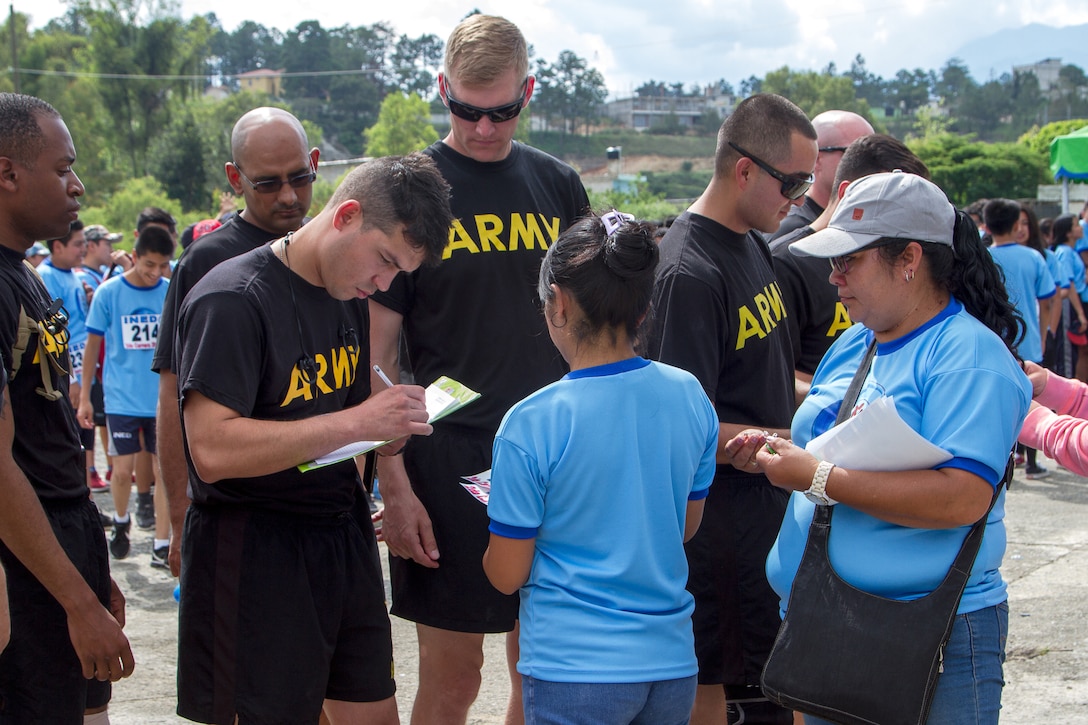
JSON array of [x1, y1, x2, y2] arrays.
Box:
[[3, 11, 1088, 725]]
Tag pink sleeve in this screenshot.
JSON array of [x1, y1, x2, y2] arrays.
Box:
[[1019, 405, 1088, 477], [1036, 371, 1088, 418]]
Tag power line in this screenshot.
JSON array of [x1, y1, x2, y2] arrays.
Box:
[[4, 66, 396, 80]]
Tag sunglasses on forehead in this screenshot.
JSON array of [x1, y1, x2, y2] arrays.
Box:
[[443, 78, 528, 124], [727, 141, 814, 201]]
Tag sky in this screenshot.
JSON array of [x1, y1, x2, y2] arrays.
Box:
[[16, 0, 1088, 98]]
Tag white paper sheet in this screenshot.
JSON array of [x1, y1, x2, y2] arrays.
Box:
[[805, 396, 952, 471]]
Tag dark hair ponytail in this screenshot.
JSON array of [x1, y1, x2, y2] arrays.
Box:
[[538, 213, 659, 344], [943, 210, 1024, 357]]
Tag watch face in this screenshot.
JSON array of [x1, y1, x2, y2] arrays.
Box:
[[804, 491, 830, 506]]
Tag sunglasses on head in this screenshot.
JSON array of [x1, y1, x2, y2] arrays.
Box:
[[727, 141, 814, 201], [443, 78, 527, 124], [234, 164, 317, 195]]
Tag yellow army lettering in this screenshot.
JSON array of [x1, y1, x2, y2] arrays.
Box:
[[281, 344, 360, 407], [826, 302, 852, 338], [735, 282, 788, 350], [443, 213, 562, 259]]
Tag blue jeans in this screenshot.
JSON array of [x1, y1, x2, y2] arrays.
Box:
[[522, 674, 697, 725], [804, 602, 1009, 725]]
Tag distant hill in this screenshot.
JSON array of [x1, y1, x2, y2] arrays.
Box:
[[951, 22, 1087, 80]]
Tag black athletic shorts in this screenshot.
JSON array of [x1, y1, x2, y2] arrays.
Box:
[[177, 502, 395, 725], [685, 470, 789, 687], [0, 497, 112, 722], [389, 424, 519, 633]]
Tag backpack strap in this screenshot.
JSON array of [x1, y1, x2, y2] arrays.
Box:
[[11, 259, 65, 400]]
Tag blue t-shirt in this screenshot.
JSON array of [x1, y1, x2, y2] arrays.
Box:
[[77, 264, 108, 291], [488, 357, 718, 683], [767, 299, 1030, 617], [37, 261, 89, 377], [1044, 248, 1069, 290], [85, 275, 169, 417], [988, 243, 1055, 363], [1054, 244, 1087, 300]]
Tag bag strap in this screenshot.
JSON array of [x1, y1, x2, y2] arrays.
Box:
[[834, 337, 876, 426]]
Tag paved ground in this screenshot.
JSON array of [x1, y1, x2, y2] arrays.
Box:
[[97, 456, 1088, 724]]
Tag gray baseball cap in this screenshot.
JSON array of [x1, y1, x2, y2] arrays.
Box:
[[789, 171, 955, 258], [26, 242, 50, 258], [84, 224, 123, 243]]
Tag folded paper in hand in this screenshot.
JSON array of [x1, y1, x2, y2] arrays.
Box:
[[805, 395, 952, 471], [299, 376, 481, 472]]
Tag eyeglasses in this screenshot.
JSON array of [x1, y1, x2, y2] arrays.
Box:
[[234, 163, 317, 195], [443, 78, 527, 124], [829, 239, 902, 275], [829, 254, 857, 276], [727, 142, 814, 201], [819, 146, 849, 153]]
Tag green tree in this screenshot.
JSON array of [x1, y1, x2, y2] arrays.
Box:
[[907, 133, 1049, 207], [148, 105, 209, 212], [934, 59, 975, 118], [847, 54, 886, 110], [761, 66, 874, 121], [588, 180, 684, 223], [214, 20, 284, 84], [87, 175, 183, 233], [533, 50, 608, 136], [887, 68, 935, 115], [79, 0, 210, 179], [389, 33, 444, 97], [363, 92, 438, 156], [1018, 118, 1088, 172]]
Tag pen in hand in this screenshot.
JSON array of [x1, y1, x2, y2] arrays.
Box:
[[373, 364, 395, 389]]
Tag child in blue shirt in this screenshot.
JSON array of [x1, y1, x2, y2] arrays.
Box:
[[483, 211, 718, 724], [78, 226, 173, 564]]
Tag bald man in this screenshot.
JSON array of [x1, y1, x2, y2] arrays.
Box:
[[770, 109, 873, 241], [153, 107, 320, 576]]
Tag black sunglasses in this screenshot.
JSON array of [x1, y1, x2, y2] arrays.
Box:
[[727, 141, 814, 201], [819, 146, 849, 153], [443, 78, 527, 124], [234, 164, 317, 195]]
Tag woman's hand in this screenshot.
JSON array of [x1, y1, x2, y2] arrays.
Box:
[[724, 431, 819, 493], [722, 429, 772, 473], [1022, 360, 1048, 398], [753, 437, 820, 493]]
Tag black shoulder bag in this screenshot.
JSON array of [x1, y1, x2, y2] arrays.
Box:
[[760, 341, 1009, 725]]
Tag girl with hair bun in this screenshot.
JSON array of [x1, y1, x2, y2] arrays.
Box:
[[483, 211, 719, 723]]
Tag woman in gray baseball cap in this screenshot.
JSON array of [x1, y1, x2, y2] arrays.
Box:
[[727, 171, 1030, 724]]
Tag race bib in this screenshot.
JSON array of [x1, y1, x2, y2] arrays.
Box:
[[69, 339, 85, 378], [122, 314, 160, 350]]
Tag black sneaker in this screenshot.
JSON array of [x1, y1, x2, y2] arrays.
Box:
[[110, 519, 131, 559], [135, 491, 156, 531], [150, 544, 169, 570], [1025, 464, 1050, 480]]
